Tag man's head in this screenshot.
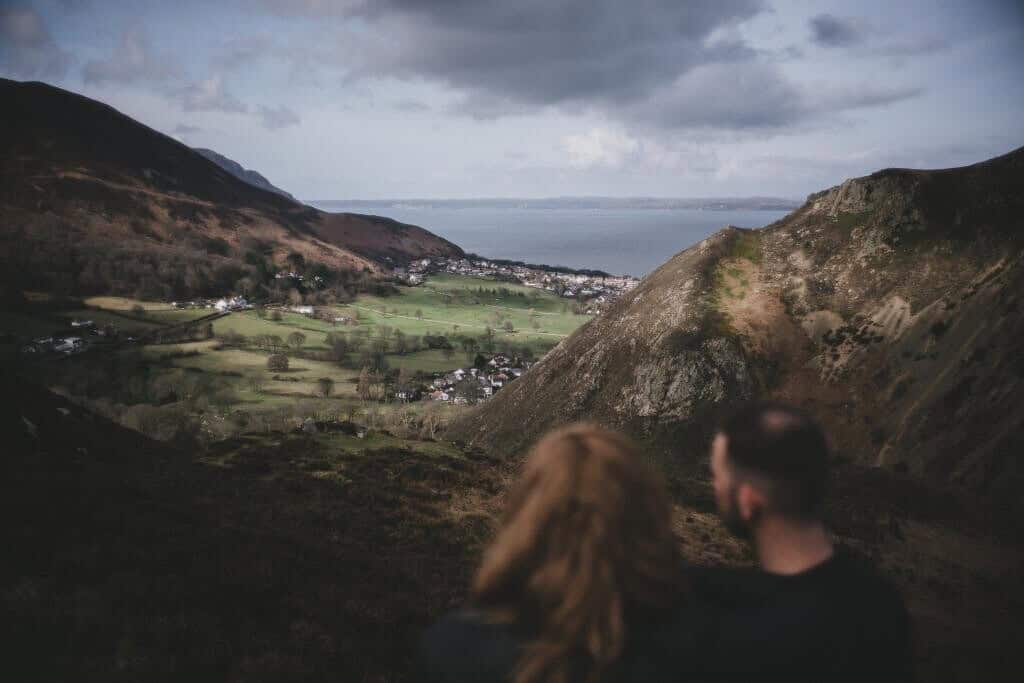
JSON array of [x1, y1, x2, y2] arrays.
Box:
[[710, 402, 829, 539]]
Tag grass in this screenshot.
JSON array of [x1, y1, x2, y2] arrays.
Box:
[[832, 210, 874, 232], [728, 230, 762, 264]]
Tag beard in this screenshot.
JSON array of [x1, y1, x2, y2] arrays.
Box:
[[719, 487, 753, 540]]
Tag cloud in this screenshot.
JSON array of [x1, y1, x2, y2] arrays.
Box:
[[172, 123, 201, 135], [83, 27, 180, 85], [270, 1, 765, 111], [809, 13, 950, 58], [563, 128, 640, 169], [0, 5, 72, 79], [258, 104, 300, 129], [809, 14, 866, 47], [179, 75, 248, 113], [393, 98, 431, 113], [213, 34, 275, 70], [630, 62, 806, 130]]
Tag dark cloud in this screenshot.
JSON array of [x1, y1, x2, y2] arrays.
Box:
[[83, 27, 180, 84], [631, 63, 924, 131], [258, 104, 300, 128], [0, 5, 72, 79], [809, 13, 950, 57], [809, 14, 865, 47], [350, 1, 764, 109]]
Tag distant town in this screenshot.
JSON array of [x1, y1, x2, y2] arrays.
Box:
[[402, 256, 639, 313]]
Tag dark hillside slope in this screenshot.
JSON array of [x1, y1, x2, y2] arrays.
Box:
[[448, 146, 1024, 680], [194, 147, 296, 200], [1, 375, 500, 681], [0, 78, 461, 293], [450, 146, 1024, 500]]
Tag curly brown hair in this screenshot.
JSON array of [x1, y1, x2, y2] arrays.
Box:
[[471, 424, 685, 683]]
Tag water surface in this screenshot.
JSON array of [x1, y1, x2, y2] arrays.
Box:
[[307, 204, 792, 276]]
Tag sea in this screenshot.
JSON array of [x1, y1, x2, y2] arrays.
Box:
[[306, 203, 792, 277]]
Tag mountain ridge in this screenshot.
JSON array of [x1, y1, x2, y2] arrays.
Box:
[[449, 145, 1024, 504], [193, 147, 295, 200], [0, 78, 462, 297]]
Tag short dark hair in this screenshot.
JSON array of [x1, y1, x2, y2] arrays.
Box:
[[718, 401, 829, 520]]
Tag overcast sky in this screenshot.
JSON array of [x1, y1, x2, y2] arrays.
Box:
[[2, 0, 1022, 199]]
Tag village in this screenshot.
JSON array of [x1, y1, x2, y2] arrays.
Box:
[[403, 256, 638, 312], [411, 352, 531, 405]]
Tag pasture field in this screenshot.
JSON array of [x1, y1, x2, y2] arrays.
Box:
[[9, 273, 588, 445]]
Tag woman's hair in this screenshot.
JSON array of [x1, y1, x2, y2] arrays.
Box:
[[471, 424, 684, 683]]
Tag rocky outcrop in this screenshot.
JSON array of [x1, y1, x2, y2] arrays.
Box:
[[449, 146, 1024, 507]]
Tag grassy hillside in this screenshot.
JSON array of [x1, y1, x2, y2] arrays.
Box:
[[1, 376, 504, 681], [0, 78, 462, 302]]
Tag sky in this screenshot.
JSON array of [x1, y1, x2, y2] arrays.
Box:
[[1, 0, 1022, 200]]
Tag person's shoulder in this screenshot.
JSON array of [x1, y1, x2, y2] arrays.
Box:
[[417, 609, 523, 682], [685, 562, 765, 607]]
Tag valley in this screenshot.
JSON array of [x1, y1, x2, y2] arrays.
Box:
[[2, 75, 1023, 682]]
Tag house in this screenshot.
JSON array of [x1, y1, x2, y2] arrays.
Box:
[[54, 337, 85, 354]]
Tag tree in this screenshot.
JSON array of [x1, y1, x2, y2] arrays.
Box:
[[287, 289, 304, 306], [287, 331, 307, 350], [248, 375, 265, 394], [503, 321, 515, 333], [267, 354, 289, 372], [415, 308, 424, 320], [316, 377, 335, 398], [131, 303, 146, 317], [357, 366, 371, 401], [442, 346, 455, 361], [397, 367, 414, 400], [286, 251, 306, 273]]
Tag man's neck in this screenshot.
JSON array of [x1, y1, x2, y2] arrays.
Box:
[[753, 517, 834, 576]]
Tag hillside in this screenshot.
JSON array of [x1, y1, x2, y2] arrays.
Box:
[[447, 146, 1024, 678], [0, 79, 462, 298], [0, 373, 502, 680], [193, 147, 295, 200], [450, 146, 1024, 497]]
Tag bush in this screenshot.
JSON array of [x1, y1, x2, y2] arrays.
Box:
[[267, 354, 289, 372]]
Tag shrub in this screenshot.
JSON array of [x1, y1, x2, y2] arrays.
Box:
[[267, 354, 289, 372]]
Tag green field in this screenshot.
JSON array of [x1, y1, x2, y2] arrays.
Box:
[[10, 274, 590, 444]]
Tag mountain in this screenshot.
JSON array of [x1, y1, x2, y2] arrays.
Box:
[[0, 79, 462, 298], [450, 146, 1024, 505], [193, 147, 295, 200]]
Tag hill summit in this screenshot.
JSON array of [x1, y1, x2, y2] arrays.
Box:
[[450, 145, 1024, 506], [0, 78, 461, 299]]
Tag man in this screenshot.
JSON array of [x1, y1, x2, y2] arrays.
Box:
[[696, 401, 913, 682]]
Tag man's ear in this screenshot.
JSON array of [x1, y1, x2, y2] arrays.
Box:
[[736, 482, 766, 523]]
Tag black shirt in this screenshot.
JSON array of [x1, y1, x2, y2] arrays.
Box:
[[417, 606, 708, 682], [692, 549, 913, 682]]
